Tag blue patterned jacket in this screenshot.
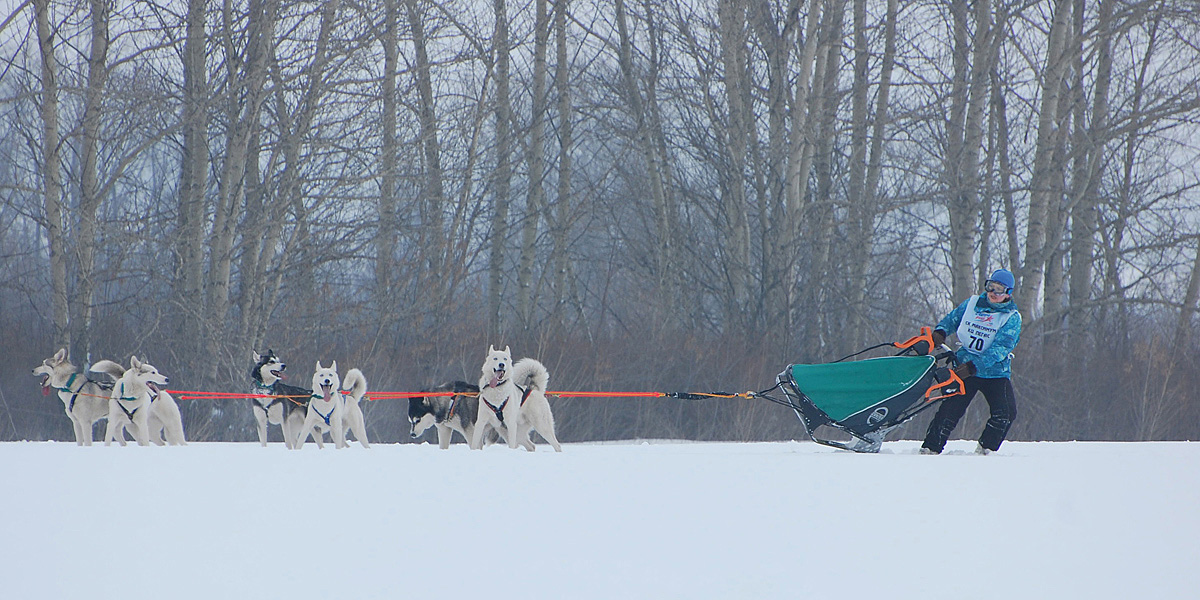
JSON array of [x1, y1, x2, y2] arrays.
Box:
[[935, 294, 1022, 379]]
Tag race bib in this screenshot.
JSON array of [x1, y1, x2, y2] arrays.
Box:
[[956, 295, 1015, 355]]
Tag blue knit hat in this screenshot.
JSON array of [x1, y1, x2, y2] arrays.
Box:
[[988, 269, 1015, 292]]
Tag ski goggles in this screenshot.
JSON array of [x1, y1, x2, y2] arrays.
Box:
[[984, 282, 1011, 295]]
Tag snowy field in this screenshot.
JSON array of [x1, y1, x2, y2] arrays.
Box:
[[1, 439, 1195, 600]]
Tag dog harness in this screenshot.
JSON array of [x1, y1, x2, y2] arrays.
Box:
[[55, 373, 83, 412], [308, 390, 353, 426], [114, 382, 144, 421], [481, 383, 534, 424], [253, 381, 287, 411], [309, 394, 337, 426]]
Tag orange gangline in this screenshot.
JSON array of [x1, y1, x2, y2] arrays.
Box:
[[170, 389, 745, 401]]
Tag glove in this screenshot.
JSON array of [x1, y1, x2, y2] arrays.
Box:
[[912, 329, 947, 356], [953, 362, 976, 379], [932, 329, 947, 347]]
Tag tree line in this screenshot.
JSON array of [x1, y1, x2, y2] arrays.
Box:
[[1, 0, 1198, 444]]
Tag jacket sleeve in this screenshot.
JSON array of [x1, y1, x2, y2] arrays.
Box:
[[935, 299, 971, 336], [973, 311, 1022, 370]]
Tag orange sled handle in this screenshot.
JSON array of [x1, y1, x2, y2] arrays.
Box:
[[925, 368, 966, 403], [894, 326, 936, 355]]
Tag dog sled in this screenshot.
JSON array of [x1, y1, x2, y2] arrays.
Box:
[[756, 328, 966, 453]]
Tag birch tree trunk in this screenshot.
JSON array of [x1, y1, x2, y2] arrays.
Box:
[[549, 0, 574, 329], [782, 2, 822, 338], [488, 0, 514, 343], [1067, 0, 1112, 360], [717, 0, 751, 323], [70, 0, 111, 359], [1175, 238, 1200, 352], [1017, 0, 1072, 316], [376, 0, 400, 307], [944, 0, 994, 300], [34, 0, 68, 351], [805, 0, 846, 348], [177, 0, 210, 344], [749, 0, 798, 333], [406, 0, 448, 310], [206, 0, 280, 342], [843, 0, 895, 350], [518, 0, 550, 328], [615, 0, 673, 296]]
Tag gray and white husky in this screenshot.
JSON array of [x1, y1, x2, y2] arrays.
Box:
[[472, 346, 562, 452], [409, 380, 499, 448], [250, 350, 310, 448], [93, 356, 187, 446], [295, 361, 370, 449], [33, 348, 118, 445]]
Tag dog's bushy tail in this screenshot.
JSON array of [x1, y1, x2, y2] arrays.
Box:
[[90, 359, 126, 378], [342, 368, 368, 401], [512, 358, 549, 391]]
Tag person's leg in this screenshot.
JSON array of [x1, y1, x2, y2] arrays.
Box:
[[977, 378, 1017, 452], [921, 379, 980, 453]]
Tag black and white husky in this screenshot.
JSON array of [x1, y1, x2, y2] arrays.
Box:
[[93, 356, 187, 446], [250, 350, 310, 448], [408, 380, 489, 448], [295, 361, 370, 449], [472, 345, 562, 452], [33, 348, 117, 445]]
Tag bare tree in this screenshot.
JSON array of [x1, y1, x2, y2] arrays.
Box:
[[516, 0, 551, 329], [33, 0, 68, 351], [1018, 0, 1072, 319], [489, 0, 514, 343]]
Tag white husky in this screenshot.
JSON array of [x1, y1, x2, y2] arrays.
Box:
[[472, 346, 562, 452], [33, 348, 118, 445], [94, 356, 186, 446], [294, 361, 370, 449]]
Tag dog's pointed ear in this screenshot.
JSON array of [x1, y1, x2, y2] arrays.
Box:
[[253, 351, 262, 362], [315, 360, 323, 371], [331, 361, 338, 373], [504, 345, 510, 355], [131, 355, 141, 369], [54, 348, 67, 362], [489, 344, 495, 353]]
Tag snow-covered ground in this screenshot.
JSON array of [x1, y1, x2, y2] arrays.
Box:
[[1, 439, 1195, 599]]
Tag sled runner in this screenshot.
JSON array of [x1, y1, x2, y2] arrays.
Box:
[[766, 330, 966, 453]]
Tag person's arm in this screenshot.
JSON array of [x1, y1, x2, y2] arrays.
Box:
[[934, 298, 970, 339]]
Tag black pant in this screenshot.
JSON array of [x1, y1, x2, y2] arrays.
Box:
[[921, 376, 1017, 453]]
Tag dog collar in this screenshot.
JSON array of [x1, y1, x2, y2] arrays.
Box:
[[55, 372, 81, 394]]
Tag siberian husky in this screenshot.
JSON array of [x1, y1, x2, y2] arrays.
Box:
[[33, 348, 117, 445], [250, 350, 310, 448], [409, 380, 505, 448], [94, 356, 186, 446], [472, 346, 562, 452], [295, 361, 370, 449]]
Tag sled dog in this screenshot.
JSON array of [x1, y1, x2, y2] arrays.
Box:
[[250, 350, 311, 448], [472, 346, 562, 452], [295, 361, 370, 449], [409, 380, 505, 448], [94, 356, 186, 446], [33, 348, 118, 445]]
